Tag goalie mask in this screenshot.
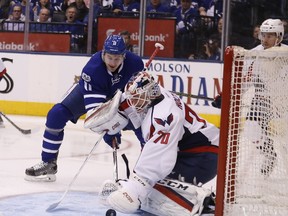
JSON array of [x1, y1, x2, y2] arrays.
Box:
[[259, 18, 284, 45], [125, 72, 161, 113]]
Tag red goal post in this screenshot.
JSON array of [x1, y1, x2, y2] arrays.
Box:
[[215, 46, 288, 216]]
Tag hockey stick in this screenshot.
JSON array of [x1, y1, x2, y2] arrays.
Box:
[[46, 132, 105, 212], [171, 91, 214, 101], [112, 138, 119, 182], [145, 43, 165, 70], [143, 44, 214, 102], [0, 112, 31, 134]]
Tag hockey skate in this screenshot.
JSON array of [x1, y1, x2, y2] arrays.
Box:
[[257, 138, 277, 177], [25, 159, 57, 182]]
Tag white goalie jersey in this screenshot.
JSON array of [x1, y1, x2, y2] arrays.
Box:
[[134, 86, 219, 186]]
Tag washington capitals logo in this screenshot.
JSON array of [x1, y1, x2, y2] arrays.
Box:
[[154, 113, 174, 126]]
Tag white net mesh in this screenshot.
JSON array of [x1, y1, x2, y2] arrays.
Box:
[[223, 46, 288, 216]]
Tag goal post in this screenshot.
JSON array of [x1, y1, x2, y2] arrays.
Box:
[[215, 46, 288, 216]]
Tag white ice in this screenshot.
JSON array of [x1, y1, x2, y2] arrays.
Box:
[[0, 115, 216, 216]]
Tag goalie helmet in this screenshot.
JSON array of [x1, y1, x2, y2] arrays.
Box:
[[125, 71, 161, 112], [259, 18, 284, 44], [103, 35, 126, 55]]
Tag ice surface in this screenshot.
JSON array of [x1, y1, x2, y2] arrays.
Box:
[[0, 115, 216, 216]]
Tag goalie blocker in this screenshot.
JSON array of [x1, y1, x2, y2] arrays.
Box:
[[84, 90, 129, 135]]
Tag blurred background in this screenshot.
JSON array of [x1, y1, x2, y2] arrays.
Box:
[[0, 0, 287, 61]]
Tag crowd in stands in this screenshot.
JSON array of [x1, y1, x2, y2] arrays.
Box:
[[0, 0, 225, 57], [1, 0, 286, 60]]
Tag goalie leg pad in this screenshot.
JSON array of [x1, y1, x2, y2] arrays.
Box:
[[141, 184, 199, 216], [141, 179, 212, 216]]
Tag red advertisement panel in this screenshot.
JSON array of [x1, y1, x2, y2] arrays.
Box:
[[97, 17, 175, 58], [0, 32, 70, 53]]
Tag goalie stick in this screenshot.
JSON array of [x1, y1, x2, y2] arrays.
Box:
[[0, 112, 31, 134], [46, 132, 105, 212], [112, 138, 119, 182], [171, 91, 214, 101], [145, 43, 165, 70], [143, 44, 214, 102]]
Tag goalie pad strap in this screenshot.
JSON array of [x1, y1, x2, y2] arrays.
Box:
[[154, 184, 194, 212]]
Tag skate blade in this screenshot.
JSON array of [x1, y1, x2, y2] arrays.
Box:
[[24, 174, 56, 182]]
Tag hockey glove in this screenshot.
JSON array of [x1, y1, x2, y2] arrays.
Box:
[[212, 92, 222, 109], [107, 173, 152, 214], [103, 132, 121, 148]]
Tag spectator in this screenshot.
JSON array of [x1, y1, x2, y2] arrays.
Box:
[[83, 0, 101, 23], [174, 0, 198, 58], [58, 5, 86, 52], [209, 16, 222, 46], [167, 0, 180, 14], [203, 35, 221, 60], [3, 4, 25, 31], [33, 0, 54, 22], [197, 1, 222, 35], [50, 0, 63, 11], [281, 19, 288, 45], [16, 0, 34, 20], [0, 0, 14, 19], [247, 24, 261, 49], [147, 0, 171, 17], [112, 0, 140, 15], [62, 0, 88, 22], [199, 0, 222, 18], [37, 7, 50, 22], [29, 8, 56, 32], [119, 30, 134, 52]]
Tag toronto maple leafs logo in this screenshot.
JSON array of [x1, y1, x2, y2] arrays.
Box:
[[154, 113, 174, 126], [111, 73, 122, 85]]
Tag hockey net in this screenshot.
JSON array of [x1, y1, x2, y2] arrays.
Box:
[[215, 46, 288, 216]]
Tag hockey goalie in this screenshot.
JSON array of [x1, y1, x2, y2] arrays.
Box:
[[85, 71, 219, 215]]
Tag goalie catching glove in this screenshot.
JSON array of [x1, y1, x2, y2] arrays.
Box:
[[84, 90, 129, 135]]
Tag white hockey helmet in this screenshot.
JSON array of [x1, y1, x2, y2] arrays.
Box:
[[125, 71, 161, 112], [259, 18, 284, 44]]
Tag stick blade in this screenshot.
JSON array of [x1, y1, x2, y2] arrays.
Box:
[[22, 129, 32, 135], [46, 201, 60, 212]]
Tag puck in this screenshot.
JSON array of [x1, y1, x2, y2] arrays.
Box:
[[106, 209, 116, 216]]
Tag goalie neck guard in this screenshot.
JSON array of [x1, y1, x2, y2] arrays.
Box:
[[124, 71, 161, 113]]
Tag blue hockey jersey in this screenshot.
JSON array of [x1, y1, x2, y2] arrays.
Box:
[[79, 50, 144, 111]]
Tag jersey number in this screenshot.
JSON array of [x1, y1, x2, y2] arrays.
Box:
[[154, 131, 170, 144]]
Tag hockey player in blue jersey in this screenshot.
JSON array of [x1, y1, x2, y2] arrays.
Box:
[[25, 34, 144, 182]]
